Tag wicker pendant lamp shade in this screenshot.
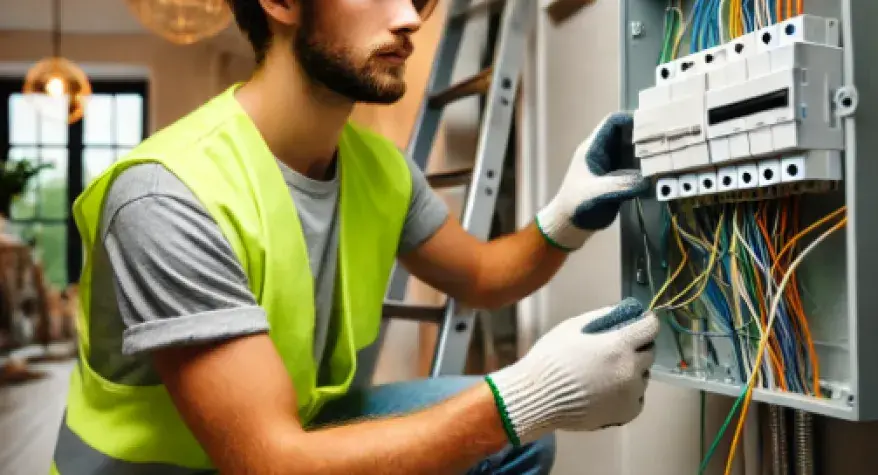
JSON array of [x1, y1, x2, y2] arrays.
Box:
[[126, 0, 232, 45]]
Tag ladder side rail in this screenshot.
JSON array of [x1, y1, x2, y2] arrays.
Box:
[[430, 0, 535, 377]]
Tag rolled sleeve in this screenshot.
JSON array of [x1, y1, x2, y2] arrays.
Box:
[[101, 164, 270, 355]]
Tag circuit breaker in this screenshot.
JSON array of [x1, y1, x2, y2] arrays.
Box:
[[618, 1, 878, 421]]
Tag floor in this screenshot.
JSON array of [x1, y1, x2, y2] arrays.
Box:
[[0, 346, 74, 475]]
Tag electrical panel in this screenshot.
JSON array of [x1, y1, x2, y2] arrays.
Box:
[[619, 1, 878, 421]]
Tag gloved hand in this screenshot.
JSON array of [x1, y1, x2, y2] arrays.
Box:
[[536, 112, 650, 251], [485, 297, 658, 446]]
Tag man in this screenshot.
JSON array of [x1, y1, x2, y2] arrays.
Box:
[[51, 0, 659, 474]]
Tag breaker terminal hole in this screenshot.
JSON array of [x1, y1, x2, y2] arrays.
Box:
[[705, 53, 714, 63], [660, 67, 670, 79], [763, 168, 775, 181], [660, 185, 672, 197], [734, 43, 745, 54], [682, 182, 693, 192], [722, 176, 732, 186], [702, 178, 713, 189], [741, 172, 752, 183], [787, 163, 799, 176], [762, 32, 773, 44], [785, 24, 796, 36]]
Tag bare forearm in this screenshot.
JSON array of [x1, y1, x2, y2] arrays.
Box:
[[282, 383, 508, 475], [468, 222, 571, 309]]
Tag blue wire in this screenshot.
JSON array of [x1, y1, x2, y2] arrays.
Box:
[[742, 0, 754, 33], [690, 0, 703, 53], [748, 209, 807, 393]]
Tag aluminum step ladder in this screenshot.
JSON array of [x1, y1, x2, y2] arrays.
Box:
[[375, 0, 535, 378]]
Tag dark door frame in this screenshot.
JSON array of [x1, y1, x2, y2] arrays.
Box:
[[0, 77, 149, 284]]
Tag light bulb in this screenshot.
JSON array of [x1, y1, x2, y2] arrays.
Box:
[[23, 57, 92, 124], [45, 76, 66, 97]]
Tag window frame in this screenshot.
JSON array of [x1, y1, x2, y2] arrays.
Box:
[[0, 77, 149, 285]]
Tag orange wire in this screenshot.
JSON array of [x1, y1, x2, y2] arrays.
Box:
[[777, 0, 783, 21], [755, 205, 816, 394], [773, 206, 847, 268], [785, 199, 822, 396], [724, 216, 848, 475], [786, 0, 793, 20], [797, 0, 803, 15]]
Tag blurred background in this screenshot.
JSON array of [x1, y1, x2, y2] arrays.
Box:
[[1, 1, 877, 475]]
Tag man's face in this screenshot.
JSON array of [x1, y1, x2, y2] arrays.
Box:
[[293, 0, 433, 104]]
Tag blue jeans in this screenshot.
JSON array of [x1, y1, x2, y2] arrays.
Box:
[[310, 377, 556, 474]]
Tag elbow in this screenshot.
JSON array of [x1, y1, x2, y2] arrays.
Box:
[[209, 426, 322, 475]]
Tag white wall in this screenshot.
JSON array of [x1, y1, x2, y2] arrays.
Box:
[[519, 2, 739, 474]]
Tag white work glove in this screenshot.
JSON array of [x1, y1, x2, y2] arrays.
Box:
[[485, 297, 659, 446], [536, 112, 650, 251]]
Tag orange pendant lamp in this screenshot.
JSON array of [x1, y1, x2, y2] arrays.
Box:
[[22, 0, 92, 124]]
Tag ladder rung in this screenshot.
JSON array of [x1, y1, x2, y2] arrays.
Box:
[[428, 67, 492, 108], [382, 301, 446, 323], [426, 167, 473, 188], [451, 0, 506, 21]]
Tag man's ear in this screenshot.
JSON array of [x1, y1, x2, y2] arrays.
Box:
[[258, 0, 300, 27]]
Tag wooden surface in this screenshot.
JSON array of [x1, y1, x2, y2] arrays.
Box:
[[0, 359, 73, 475]]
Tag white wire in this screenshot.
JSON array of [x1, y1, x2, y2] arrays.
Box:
[[732, 215, 778, 389], [755, 0, 767, 29], [748, 220, 845, 393], [719, 0, 728, 43]]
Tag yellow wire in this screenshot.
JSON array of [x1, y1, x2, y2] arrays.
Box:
[[656, 214, 724, 311], [648, 214, 690, 310], [722, 216, 848, 475], [729, 213, 744, 329], [672, 3, 698, 60]]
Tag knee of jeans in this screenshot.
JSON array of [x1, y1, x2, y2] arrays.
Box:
[[528, 433, 557, 474]]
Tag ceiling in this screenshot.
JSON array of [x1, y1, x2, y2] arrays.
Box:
[[0, 0, 241, 35], [2, 0, 157, 33], [0, 0, 248, 52]]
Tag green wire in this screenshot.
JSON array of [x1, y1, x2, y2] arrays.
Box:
[[699, 389, 747, 474], [699, 391, 706, 461], [659, 7, 682, 64]]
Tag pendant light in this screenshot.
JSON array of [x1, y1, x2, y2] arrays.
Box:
[[23, 0, 92, 124], [126, 0, 232, 45]]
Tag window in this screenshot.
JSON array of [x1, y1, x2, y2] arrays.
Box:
[[0, 79, 149, 287]]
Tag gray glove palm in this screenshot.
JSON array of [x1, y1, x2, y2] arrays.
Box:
[[536, 112, 649, 251]]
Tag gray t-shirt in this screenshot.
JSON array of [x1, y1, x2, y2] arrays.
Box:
[[87, 154, 449, 386]]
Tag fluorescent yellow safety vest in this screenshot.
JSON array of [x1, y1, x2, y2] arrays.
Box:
[[50, 85, 412, 474]]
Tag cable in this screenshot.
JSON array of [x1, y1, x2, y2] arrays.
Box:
[[655, 214, 724, 311], [714, 216, 848, 475]]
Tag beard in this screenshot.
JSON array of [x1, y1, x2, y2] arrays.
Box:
[[293, 9, 408, 104]]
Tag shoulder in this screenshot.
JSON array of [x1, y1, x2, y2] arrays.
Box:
[[99, 162, 221, 251]]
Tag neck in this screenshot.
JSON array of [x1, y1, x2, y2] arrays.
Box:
[[234, 47, 353, 180]]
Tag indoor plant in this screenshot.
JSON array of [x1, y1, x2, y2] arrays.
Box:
[[0, 159, 52, 219]]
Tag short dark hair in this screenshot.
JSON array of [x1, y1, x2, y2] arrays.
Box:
[[224, 0, 272, 63]]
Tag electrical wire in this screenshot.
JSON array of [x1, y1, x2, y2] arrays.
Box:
[[647, 200, 839, 475], [722, 216, 847, 475]]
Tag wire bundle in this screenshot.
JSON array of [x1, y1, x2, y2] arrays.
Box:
[[637, 198, 846, 474], [659, 0, 805, 63]]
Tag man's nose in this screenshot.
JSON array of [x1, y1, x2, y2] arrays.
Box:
[[390, 0, 423, 34]]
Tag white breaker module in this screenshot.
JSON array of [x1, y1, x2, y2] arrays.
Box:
[[632, 14, 845, 203]]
